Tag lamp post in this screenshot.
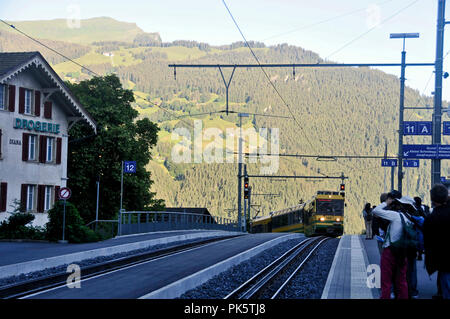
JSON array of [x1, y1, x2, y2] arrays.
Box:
[[432, 0, 446, 186], [389, 32, 420, 194], [237, 113, 249, 232]]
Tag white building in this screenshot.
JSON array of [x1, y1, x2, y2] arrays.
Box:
[[0, 52, 96, 226]]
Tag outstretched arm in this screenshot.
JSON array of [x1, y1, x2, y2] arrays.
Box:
[[372, 202, 396, 222]]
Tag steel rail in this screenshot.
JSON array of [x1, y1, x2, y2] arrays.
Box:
[[224, 236, 323, 299], [270, 237, 330, 299]]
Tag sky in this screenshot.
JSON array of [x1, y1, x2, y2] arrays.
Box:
[[1, 0, 449, 102]]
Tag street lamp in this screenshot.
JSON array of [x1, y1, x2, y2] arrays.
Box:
[[390, 32, 420, 194], [237, 113, 249, 232]]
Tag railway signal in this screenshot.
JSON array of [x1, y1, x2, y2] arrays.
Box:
[[340, 184, 345, 191], [244, 176, 249, 199]]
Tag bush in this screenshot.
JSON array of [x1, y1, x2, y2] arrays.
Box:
[[46, 201, 101, 243], [0, 200, 47, 240]]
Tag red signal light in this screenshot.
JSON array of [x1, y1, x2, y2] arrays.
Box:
[[340, 184, 345, 191]]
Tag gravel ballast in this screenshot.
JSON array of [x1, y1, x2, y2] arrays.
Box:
[[179, 236, 339, 299], [276, 238, 339, 299]]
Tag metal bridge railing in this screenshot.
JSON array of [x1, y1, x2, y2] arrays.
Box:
[[117, 211, 239, 236], [86, 220, 119, 239]]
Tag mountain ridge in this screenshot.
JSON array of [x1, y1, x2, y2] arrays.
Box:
[[1, 16, 444, 234]]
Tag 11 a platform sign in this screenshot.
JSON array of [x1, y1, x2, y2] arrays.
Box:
[[403, 121, 432, 135]]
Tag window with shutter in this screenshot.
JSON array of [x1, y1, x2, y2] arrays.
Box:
[[46, 137, 55, 163], [28, 135, 37, 161], [24, 89, 33, 115], [44, 186, 53, 211], [27, 185, 36, 211]]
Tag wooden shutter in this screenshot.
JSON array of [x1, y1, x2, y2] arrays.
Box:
[[8, 85, 15, 112], [34, 91, 41, 116], [39, 135, 47, 163], [37, 185, 45, 213], [22, 133, 29, 161], [20, 184, 27, 211], [0, 183, 7, 212], [55, 186, 60, 202], [19, 87, 25, 114], [44, 101, 52, 119], [56, 137, 62, 164]]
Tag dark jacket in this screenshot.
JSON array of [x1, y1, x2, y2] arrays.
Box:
[[423, 203, 450, 275]]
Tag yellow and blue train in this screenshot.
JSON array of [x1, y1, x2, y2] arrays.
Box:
[[250, 190, 344, 237]]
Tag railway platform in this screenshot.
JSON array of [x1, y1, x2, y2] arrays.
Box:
[[321, 235, 439, 299], [0, 229, 242, 280]]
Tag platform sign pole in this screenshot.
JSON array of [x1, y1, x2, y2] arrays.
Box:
[[95, 180, 99, 232], [120, 161, 124, 213], [58, 187, 71, 244], [62, 199, 67, 242]]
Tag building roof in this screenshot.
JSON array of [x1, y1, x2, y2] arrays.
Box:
[[0, 51, 96, 133]]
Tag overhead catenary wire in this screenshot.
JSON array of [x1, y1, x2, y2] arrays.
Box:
[[221, 0, 322, 156], [0, 18, 199, 130], [325, 0, 422, 61], [262, 0, 394, 42]]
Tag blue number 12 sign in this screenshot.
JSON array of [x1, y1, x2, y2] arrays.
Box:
[[124, 161, 137, 173]]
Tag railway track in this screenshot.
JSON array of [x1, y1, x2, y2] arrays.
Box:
[[0, 235, 240, 299], [224, 236, 330, 299]]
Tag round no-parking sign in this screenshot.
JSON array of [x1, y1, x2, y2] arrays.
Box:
[[59, 187, 72, 200]]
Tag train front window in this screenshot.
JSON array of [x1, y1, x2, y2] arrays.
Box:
[[316, 199, 344, 215]]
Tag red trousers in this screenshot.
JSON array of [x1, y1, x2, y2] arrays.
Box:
[[380, 247, 408, 299]]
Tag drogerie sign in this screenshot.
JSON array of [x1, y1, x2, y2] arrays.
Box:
[[13, 118, 60, 134]]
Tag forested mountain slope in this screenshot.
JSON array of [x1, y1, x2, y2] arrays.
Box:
[[1, 18, 445, 234]]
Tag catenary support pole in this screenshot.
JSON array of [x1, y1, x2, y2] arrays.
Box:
[[432, 0, 446, 186]]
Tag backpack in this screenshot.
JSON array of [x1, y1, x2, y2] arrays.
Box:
[[365, 209, 373, 222], [423, 205, 430, 217], [388, 213, 418, 257], [409, 215, 425, 252]]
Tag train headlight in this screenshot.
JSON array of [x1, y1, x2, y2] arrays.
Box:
[[336, 218, 341, 222], [319, 217, 325, 222]]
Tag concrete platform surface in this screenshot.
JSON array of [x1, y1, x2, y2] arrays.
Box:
[[23, 233, 302, 299], [0, 230, 242, 280], [0, 230, 226, 266], [322, 235, 439, 299]]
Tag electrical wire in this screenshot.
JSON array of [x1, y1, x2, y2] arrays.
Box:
[[325, 0, 422, 61], [0, 19, 98, 76], [221, 0, 322, 155], [0, 18, 200, 130], [262, 0, 394, 42]]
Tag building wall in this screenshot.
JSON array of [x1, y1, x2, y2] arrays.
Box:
[[0, 69, 69, 226]]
